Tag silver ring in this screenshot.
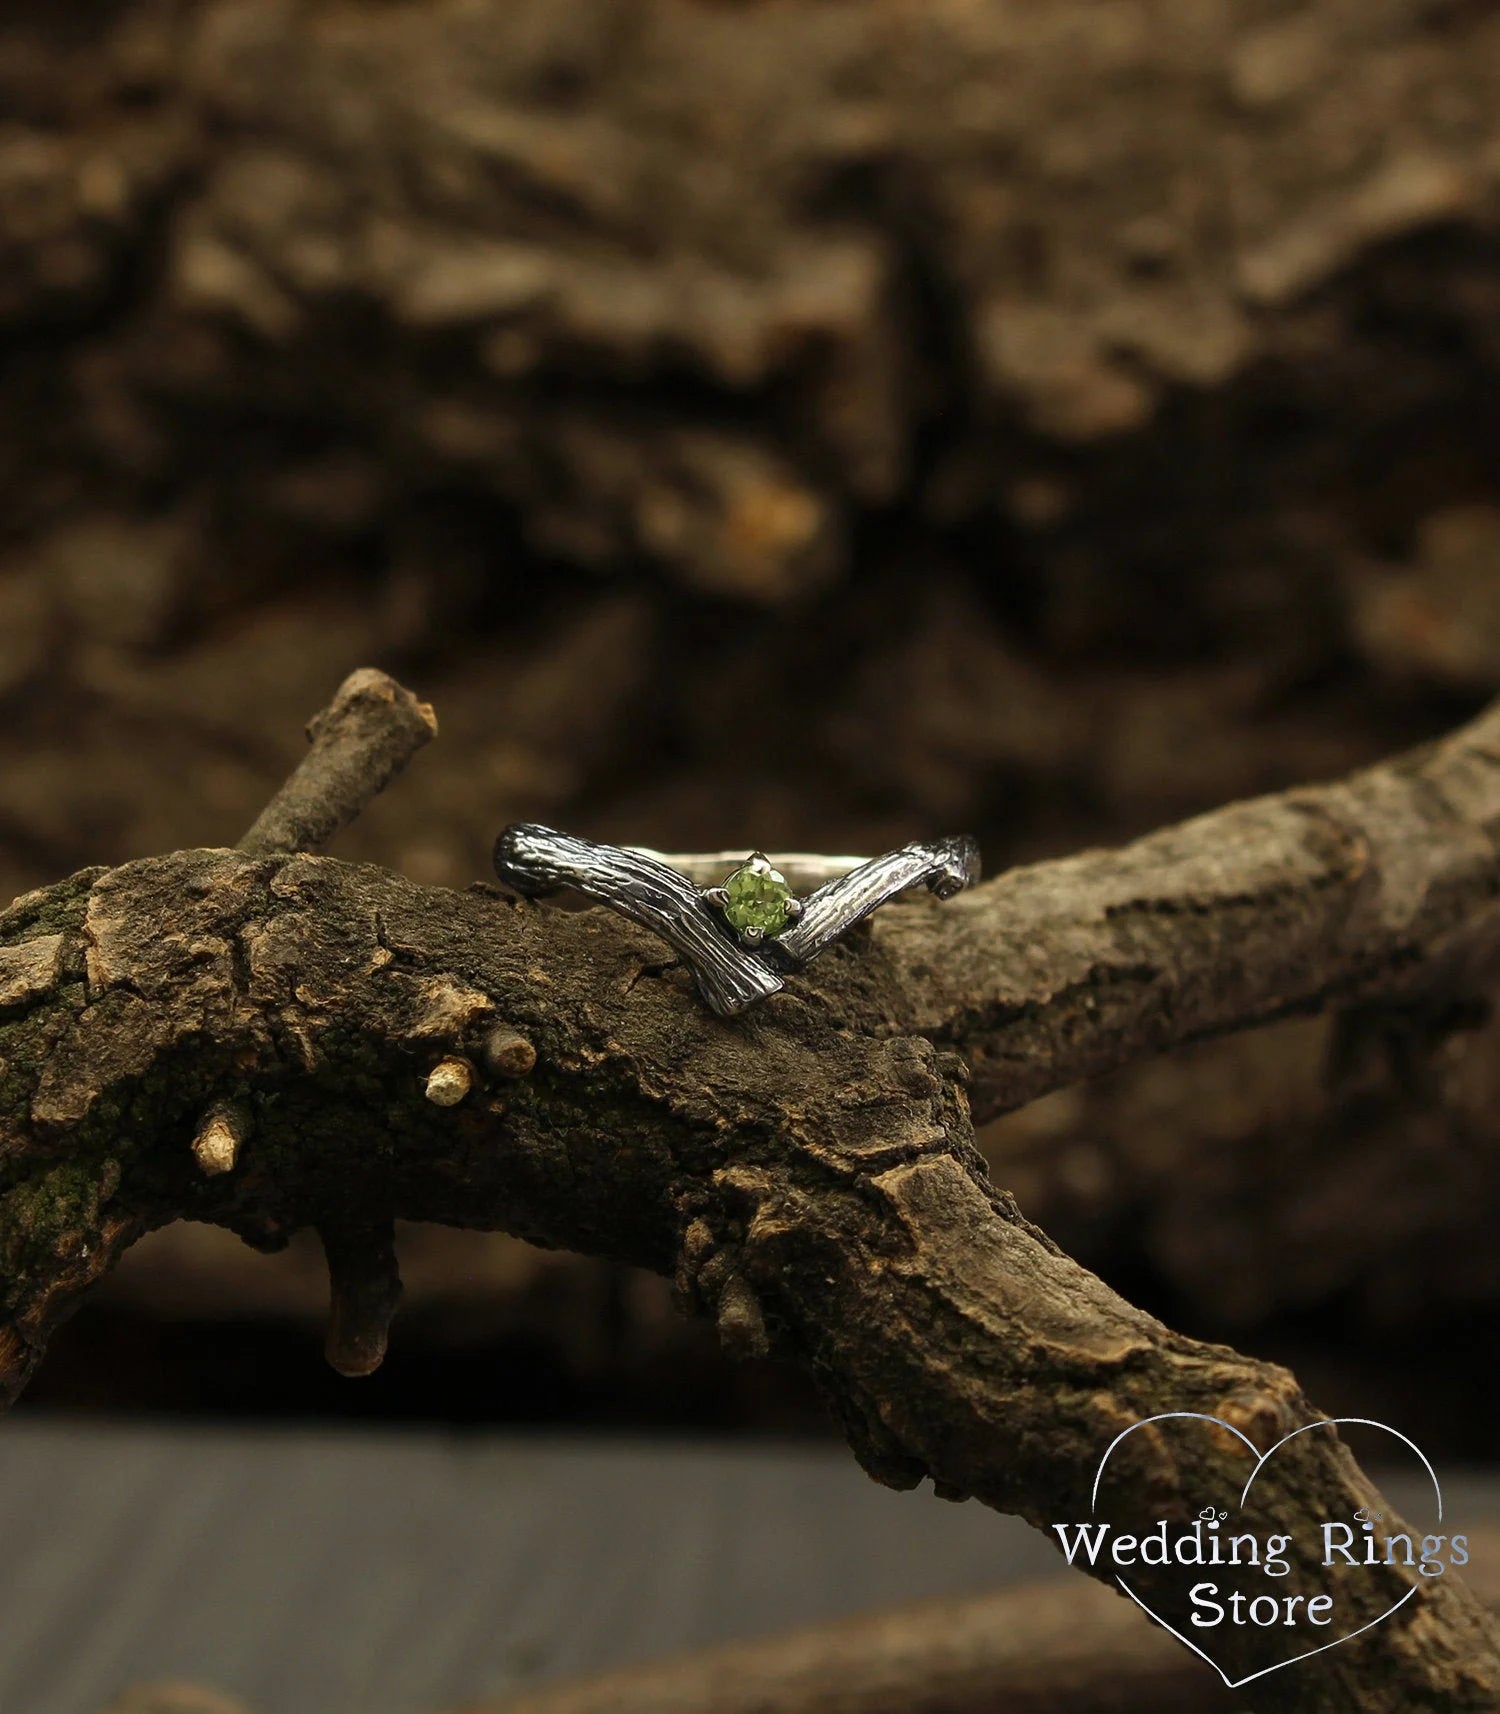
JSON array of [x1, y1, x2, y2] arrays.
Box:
[[493, 824, 981, 1017]]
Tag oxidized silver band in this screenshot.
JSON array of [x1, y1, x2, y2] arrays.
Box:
[[493, 824, 980, 1017]]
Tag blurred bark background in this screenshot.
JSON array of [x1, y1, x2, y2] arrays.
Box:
[[5, 0, 1500, 1450]]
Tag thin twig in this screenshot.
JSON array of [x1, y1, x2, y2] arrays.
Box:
[[237, 667, 437, 856]]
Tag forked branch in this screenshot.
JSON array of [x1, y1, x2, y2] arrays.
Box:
[[4, 677, 1500, 1711]]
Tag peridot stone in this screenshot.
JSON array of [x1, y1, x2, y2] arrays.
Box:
[[722, 861, 792, 935]]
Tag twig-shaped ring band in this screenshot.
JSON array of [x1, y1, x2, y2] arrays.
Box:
[[493, 824, 980, 1017]]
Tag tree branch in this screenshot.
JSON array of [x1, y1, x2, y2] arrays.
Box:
[[5, 678, 1500, 1709], [875, 705, 1500, 1121]]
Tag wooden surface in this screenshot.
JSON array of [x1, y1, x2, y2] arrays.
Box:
[[0, 1416, 1068, 1714], [1, 1415, 1495, 1714]]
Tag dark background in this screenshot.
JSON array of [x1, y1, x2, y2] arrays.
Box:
[[4, 0, 1500, 1461]]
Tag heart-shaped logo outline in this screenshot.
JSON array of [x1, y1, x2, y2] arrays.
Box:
[[1090, 1412, 1443, 1690]]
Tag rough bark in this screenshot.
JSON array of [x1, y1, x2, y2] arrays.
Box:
[[6, 679, 1500, 1707]]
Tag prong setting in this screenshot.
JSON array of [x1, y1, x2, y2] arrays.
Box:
[[709, 863, 802, 946], [718, 854, 796, 942]]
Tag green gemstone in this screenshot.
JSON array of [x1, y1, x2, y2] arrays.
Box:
[[722, 860, 792, 935]]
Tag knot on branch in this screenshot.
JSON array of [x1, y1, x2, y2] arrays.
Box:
[[192, 1101, 249, 1177], [424, 1057, 475, 1106], [481, 1025, 538, 1078]]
